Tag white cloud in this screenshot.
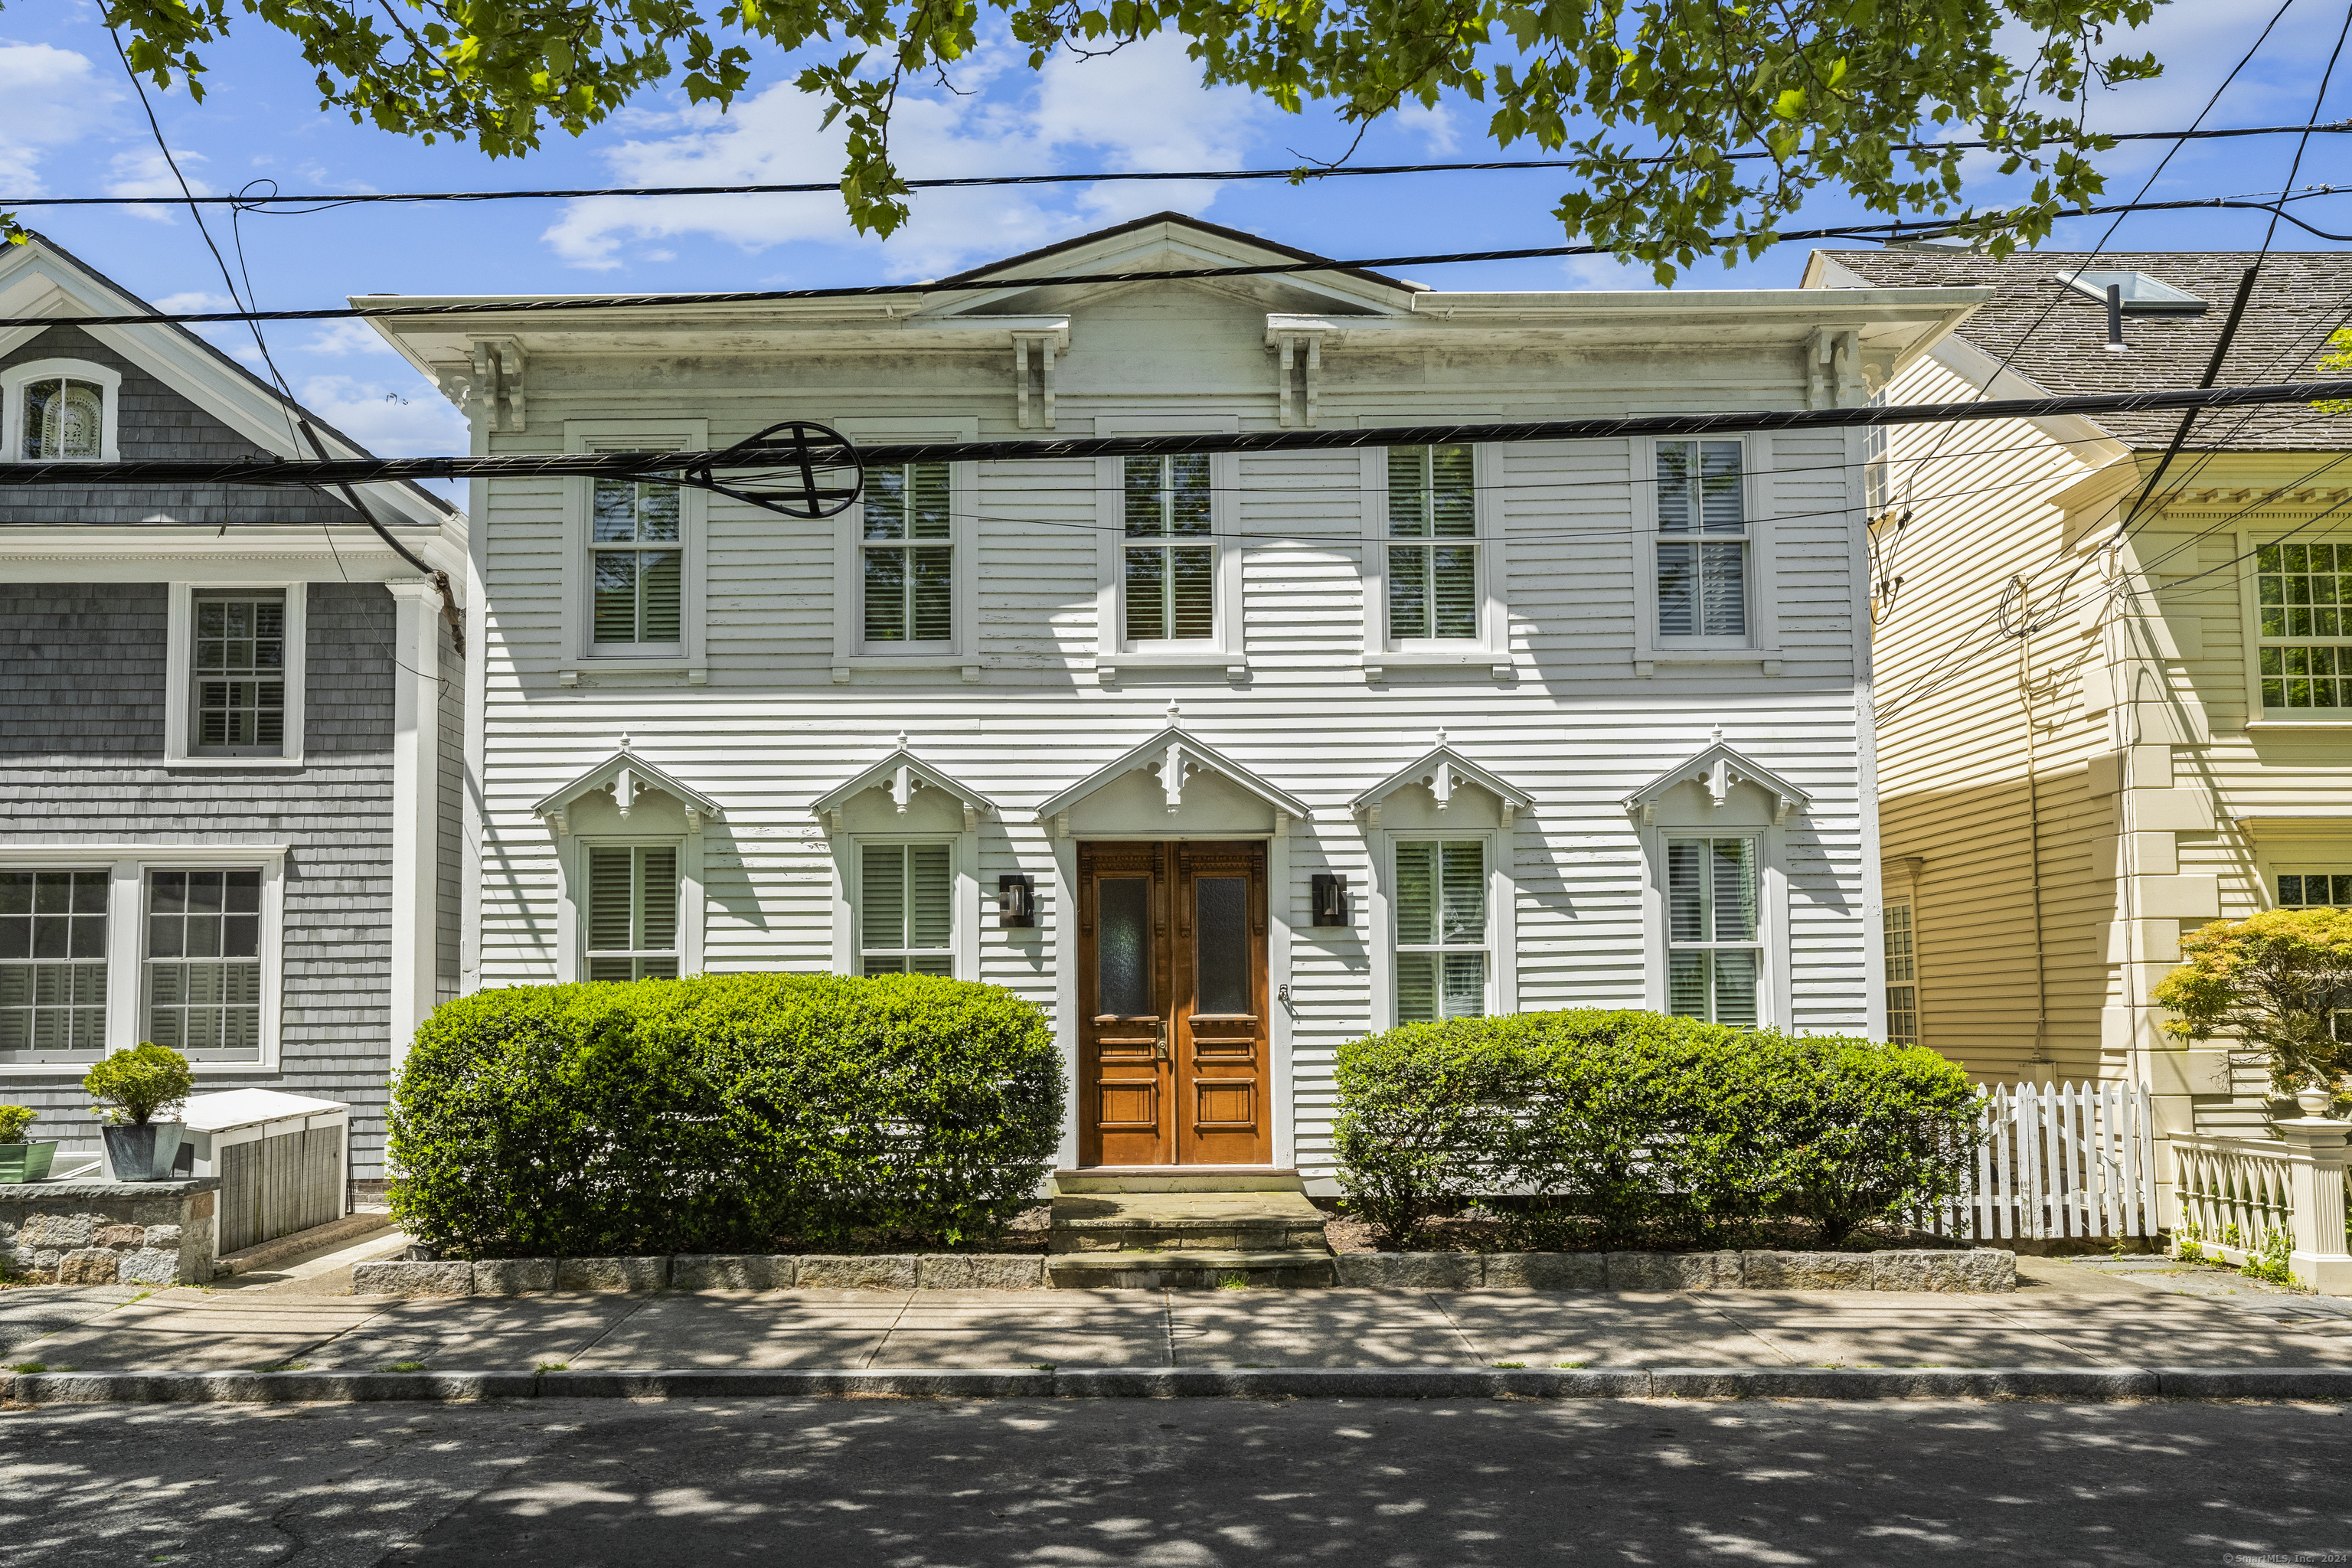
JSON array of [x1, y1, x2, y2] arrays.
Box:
[[301, 320, 399, 356], [1557, 253, 1663, 291], [153, 290, 236, 315], [296, 374, 468, 458], [1391, 102, 1460, 156], [106, 148, 211, 223], [541, 31, 1270, 274], [0, 43, 116, 194]]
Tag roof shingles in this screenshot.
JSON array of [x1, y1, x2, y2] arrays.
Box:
[[1817, 249, 2352, 451]]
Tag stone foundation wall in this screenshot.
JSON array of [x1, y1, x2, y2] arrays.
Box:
[[0, 1179, 219, 1285]]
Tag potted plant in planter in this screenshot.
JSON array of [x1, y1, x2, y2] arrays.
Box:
[[0, 1104, 56, 1184], [84, 1044, 195, 1181]]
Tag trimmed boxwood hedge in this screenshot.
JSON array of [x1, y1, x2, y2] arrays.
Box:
[[1332, 1009, 1981, 1249], [388, 972, 1062, 1259]]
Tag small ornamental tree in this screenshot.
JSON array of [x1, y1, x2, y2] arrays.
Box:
[[83, 1044, 197, 1126], [0, 1105, 37, 1143], [2153, 909, 2352, 1109]]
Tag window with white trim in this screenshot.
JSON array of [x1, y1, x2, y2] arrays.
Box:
[[1883, 901, 1917, 1045], [586, 845, 680, 982], [591, 477, 684, 649], [1393, 838, 1487, 1022], [859, 842, 954, 975], [2254, 541, 2352, 712], [1123, 453, 1215, 643], [2277, 871, 2352, 907], [1655, 439, 1749, 639], [1666, 837, 1759, 1025], [3, 358, 120, 463], [0, 870, 108, 1063], [145, 868, 264, 1062], [1387, 445, 1478, 641], [861, 462, 954, 648], [190, 590, 288, 756]]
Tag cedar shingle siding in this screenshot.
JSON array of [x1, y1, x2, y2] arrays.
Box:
[[0, 583, 400, 1175], [1, 325, 367, 528]]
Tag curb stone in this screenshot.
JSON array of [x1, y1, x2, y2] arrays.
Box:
[[9, 1365, 2349, 1405]]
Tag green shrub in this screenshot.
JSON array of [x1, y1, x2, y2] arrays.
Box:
[[0, 1105, 36, 1143], [388, 972, 1063, 1259], [1333, 1009, 1983, 1249], [83, 1044, 194, 1126]]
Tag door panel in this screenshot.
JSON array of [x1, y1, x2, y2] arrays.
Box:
[[1078, 841, 1271, 1167]]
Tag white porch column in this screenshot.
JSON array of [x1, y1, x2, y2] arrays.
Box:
[[386, 581, 444, 1071], [2277, 1116, 2352, 1294]]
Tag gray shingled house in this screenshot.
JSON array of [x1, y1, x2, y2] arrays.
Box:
[[2, 234, 466, 1191]]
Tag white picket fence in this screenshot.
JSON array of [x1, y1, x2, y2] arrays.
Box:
[[1954, 1080, 2158, 1241]]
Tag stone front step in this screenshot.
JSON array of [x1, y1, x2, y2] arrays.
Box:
[[1048, 1185, 1331, 1255], [1046, 1249, 1338, 1289]]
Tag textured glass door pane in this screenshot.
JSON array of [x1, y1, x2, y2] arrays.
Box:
[[1712, 949, 1759, 1026], [1195, 877, 1249, 1015], [1098, 878, 1151, 1015]]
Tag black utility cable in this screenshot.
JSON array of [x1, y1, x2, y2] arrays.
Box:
[[4, 121, 2347, 210], [6, 194, 2350, 332], [8, 378, 2352, 491]]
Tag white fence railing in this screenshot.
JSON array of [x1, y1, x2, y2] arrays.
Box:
[[2170, 1131, 2352, 1280], [1961, 1080, 2156, 1240]]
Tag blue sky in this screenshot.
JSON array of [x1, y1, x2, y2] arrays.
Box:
[[3, 0, 2347, 458]]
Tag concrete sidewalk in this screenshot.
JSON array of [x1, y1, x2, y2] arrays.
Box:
[[6, 1246, 2351, 1380]]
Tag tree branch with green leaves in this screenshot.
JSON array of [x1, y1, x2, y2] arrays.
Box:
[[2152, 908, 2352, 1112], [6, 0, 2164, 278]]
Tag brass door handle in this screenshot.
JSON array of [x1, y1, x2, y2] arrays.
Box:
[[1155, 1018, 1170, 1060]]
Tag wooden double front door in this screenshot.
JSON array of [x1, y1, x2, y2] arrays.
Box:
[[1077, 841, 1271, 1167]]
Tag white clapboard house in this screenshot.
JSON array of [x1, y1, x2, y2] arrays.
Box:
[[366, 214, 1984, 1184]]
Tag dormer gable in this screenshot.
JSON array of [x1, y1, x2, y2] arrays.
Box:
[[1623, 733, 1812, 826], [812, 736, 1000, 832], [533, 742, 723, 837], [1033, 710, 1310, 835], [1351, 736, 1530, 828]]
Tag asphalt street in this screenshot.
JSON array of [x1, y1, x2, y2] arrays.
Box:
[[6, 1396, 2347, 1566]]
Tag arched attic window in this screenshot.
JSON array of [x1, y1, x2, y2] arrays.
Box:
[[3, 358, 122, 462]]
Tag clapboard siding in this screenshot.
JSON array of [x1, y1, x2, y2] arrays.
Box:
[[436, 244, 1932, 1186]]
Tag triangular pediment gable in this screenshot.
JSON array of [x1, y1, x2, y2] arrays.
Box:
[[812, 739, 1000, 831], [1351, 743, 1530, 827], [1623, 740, 1812, 825], [1032, 725, 1310, 828], [0, 234, 453, 530], [916, 213, 1418, 322], [534, 746, 723, 835]]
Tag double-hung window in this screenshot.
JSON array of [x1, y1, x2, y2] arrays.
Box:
[[1666, 838, 1759, 1026], [2277, 871, 2352, 907], [591, 477, 684, 650], [145, 869, 263, 1061], [1123, 454, 1214, 643], [2255, 542, 2352, 711], [1387, 445, 1478, 641], [1393, 839, 1487, 1022], [0, 871, 108, 1063], [1655, 440, 1748, 639], [862, 462, 954, 648], [1883, 902, 1917, 1045], [191, 590, 287, 756], [859, 843, 954, 975], [586, 845, 679, 982]]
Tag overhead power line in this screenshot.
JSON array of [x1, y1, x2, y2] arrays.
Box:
[[5, 122, 2347, 211], [6, 194, 2350, 333], [6, 379, 2350, 493]]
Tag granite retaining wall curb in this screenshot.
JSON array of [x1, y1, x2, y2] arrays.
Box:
[[350, 1248, 2014, 1298], [9, 1365, 2347, 1406], [1, 1179, 220, 1287]]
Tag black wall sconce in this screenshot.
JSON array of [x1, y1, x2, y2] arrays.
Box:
[[1312, 873, 1350, 927], [997, 874, 1036, 928]]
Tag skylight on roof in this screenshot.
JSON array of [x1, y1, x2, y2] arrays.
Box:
[[2055, 270, 2210, 314]]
